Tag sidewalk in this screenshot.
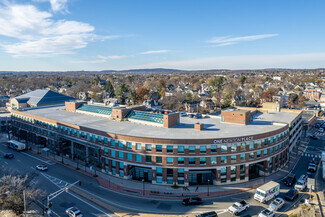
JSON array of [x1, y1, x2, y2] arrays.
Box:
[[27, 139, 306, 200]]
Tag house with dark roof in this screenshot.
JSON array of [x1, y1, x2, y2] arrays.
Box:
[[8, 89, 75, 111]]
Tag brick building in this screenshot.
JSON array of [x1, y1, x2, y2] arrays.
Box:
[[10, 101, 302, 187]]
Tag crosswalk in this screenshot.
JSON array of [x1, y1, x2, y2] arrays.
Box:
[[302, 152, 322, 158], [41, 173, 71, 188]]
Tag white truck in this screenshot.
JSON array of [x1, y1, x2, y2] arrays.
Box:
[[254, 181, 280, 203], [228, 200, 250, 215]]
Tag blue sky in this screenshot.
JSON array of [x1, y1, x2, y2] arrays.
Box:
[[0, 0, 325, 70]]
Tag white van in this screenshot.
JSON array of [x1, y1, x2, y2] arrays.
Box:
[[254, 181, 280, 203], [295, 175, 307, 191], [319, 128, 324, 133]]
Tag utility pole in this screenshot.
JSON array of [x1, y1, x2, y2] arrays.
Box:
[[23, 190, 27, 217]]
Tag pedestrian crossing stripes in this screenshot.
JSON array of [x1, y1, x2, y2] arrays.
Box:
[[41, 173, 71, 189], [303, 153, 321, 158]]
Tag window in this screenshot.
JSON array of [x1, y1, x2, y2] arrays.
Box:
[[231, 144, 237, 152], [200, 157, 206, 165], [264, 139, 268, 146], [76, 131, 80, 137], [104, 148, 108, 155], [240, 153, 246, 161], [220, 167, 227, 176], [257, 151, 261, 158], [136, 154, 142, 162], [127, 142, 132, 150], [118, 151, 124, 159], [178, 157, 184, 165], [86, 133, 90, 140], [118, 141, 123, 148], [111, 139, 115, 147], [249, 152, 254, 160], [145, 156, 152, 163], [156, 156, 162, 164], [178, 146, 184, 153], [127, 153, 132, 161], [279, 143, 282, 149], [276, 135, 279, 143], [145, 144, 152, 152], [98, 136, 102, 142], [240, 143, 246, 151], [275, 145, 278, 152], [270, 147, 274, 154], [189, 146, 196, 154], [119, 162, 124, 169], [231, 155, 237, 163], [221, 156, 227, 164], [211, 145, 217, 153], [167, 145, 173, 153], [178, 168, 184, 177], [231, 166, 236, 175], [92, 135, 96, 142], [156, 145, 162, 152], [105, 158, 109, 165], [111, 150, 116, 158], [211, 157, 217, 165], [264, 149, 268, 156], [257, 141, 262, 149], [156, 167, 163, 176], [136, 143, 141, 150], [249, 142, 254, 150], [189, 158, 196, 165], [270, 137, 274, 144], [104, 138, 108, 144], [200, 146, 207, 154], [166, 157, 173, 164], [221, 145, 228, 153]]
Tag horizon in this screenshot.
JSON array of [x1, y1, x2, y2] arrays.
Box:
[[0, 0, 324, 71]]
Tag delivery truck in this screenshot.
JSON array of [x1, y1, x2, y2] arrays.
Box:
[[254, 181, 280, 203]]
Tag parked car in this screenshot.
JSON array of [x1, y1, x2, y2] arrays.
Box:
[[284, 188, 298, 201], [4, 153, 14, 159], [269, 198, 285, 211], [283, 175, 296, 186], [310, 135, 318, 140], [258, 208, 275, 217], [228, 200, 249, 215], [66, 207, 83, 217], [307, 172, 313, 178], [196, 211, 218, 217], [182, 197, 203, 205], [308, 163, 317, 173], [295, 174, 307, 191], [36, 164, 48, 171], [188, 114, 194, 118], [194, 113, 202, 119], [180, 112, 187, 117]]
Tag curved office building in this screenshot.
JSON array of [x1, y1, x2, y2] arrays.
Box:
[[11, 101, 303, 186]]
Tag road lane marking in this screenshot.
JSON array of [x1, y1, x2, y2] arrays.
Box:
[[21, 152, 55, 165], [17, 159, 21, 162], [4, 161, 8, 165], [41, 173, 113, 217]]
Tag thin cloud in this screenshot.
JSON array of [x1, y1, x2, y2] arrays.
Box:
[[134, 52, 325, 70], [139, 50, 169, 55], [33, 0, 69, 13], [72, 55, 127, 64], [206, 34, 279, 46], [0, 2, 118, 57]]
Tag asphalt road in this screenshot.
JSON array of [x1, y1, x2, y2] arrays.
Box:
[[0, 130, 323, 217]]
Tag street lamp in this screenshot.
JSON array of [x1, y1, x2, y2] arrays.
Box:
[[142, 179, 145, 196], [207, 179, 210, 196]]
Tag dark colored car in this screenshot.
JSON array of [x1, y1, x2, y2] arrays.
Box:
[[194, 113, 202, 119], [182, 197, 203, 205], [284, 188, 298, 201], [188, 114, 194, 118], [283, 175, 296, 186], [310, 135, 318, 140], [4, 153, 14, 159], [196, 211, 218, 217]]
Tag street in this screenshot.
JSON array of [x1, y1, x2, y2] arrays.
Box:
[[0, 130, 324, 217]]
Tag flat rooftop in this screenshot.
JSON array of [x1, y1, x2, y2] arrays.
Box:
[[20, 106, 298, 140]]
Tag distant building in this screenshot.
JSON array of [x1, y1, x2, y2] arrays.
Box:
[[304, 89, 321, 100], [8, 89, 75, 111]]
